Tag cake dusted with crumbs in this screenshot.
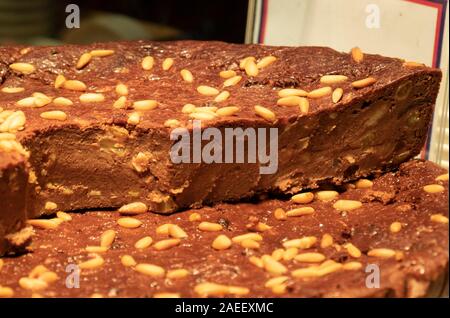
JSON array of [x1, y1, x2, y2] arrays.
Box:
[[0, 160, 447, 298], [0, 40, 443, 256]]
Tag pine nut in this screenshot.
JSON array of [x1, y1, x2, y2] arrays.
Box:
[[27, 219, 59, 229], [211, 234, 232, 250], [169, 224, 188, 239], [214, 91, 230, 103], [239, 56, 256, 69], [283, 236, 317, 249], [277, 96, 302, 107], [29, 265, 49, 278], [351, 47, 364, 63], [79, 93, 105, 103], [91, 293, 103, 298], [167, 269, 190, 279], [133, 99, 158, 110], [274, 208, 287, 220], [262, 255, 287, 275], [320, 75, 348, 84], [189, 212, 201, 222], [430, 214, 449, 224], [0, 111, 26, 132], [223, 75, 242, 87], [164, 119, 180, 128], [232, 233, 263, 243], [352, 77, 376, 88], [100, 229, 116, 247], [10, 62, 36, 74], [54, 74, 66, 88], [321, 234, 334, 248], [255, 222, 272, 232], [308, 86, 332, 98], [142, 56, 154, 70], [368, 248, 396, 259], [332, 88, 343, 103], [0, 286, 14, 298], [390, 222, 402, 233], [216, 106, 240, 117], [189, 112, 217, 121], [333, 199, 362, 211], [278, 88, 308, 98], [32, 92, 52, 107], [272, 248, 285, 261], [403, 61, 424, 67], [286, 207, 314, 217], [121, 255, 137, 267], [117, 217, 142, 229], [63, 80, 87, 91], [194, 282, 249, 297], [156, 223, 171, 235], [291, 192, 314, 204], [283, 247, 298, 261], [135, 236, 153, 249], [180, 69, 193, 83], [295, 252, 326, 263], [135, 263, 165, 277], [115, 83, 129, 96], [16, 97, 35, 107], [162, 58, 174, 71], [343, 261, 363, 271], [78, 255, 105, 269], [240, 239, 260, 249], [257, 56, 277, 69], [153, 239, 180, 251], [254, 105, 276, 122], [1, 87, 24, 93], [118, 202, 148, 215], [265, 276, 288, 288], [197, 85, 219, 96], [245, 59, 259, 76], [315, 190, 339, 201], [299, 97, 309, 113], [355, 179, 373, 189], [85, 246, 108, 253], [40, 110, 67, 121], [113, 96, 127, 109], [249, 256, 264, 268], [19, 277, 48, 291], [344, 243, 362, 258], [127, 112, 140, 125], [198, 222, 223, 232], [153, 292, 181, 298], [436, 173, 449, 181], [53, 97, 73, 106], [76, 52, 92, 69], [193, 106, 217, 113], [219, 70, 236, 78], [90, 49, 115, 57], [423, 184, 445, 193]]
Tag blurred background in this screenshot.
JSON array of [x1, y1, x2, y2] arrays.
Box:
[[0, 0, 248, 45]]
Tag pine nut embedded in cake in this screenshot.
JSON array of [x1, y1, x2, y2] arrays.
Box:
[[117, 217, 142, 229], [249, 256, 264, 268], [286, 207, 315, 217], [189, 212, 201, 222], [133, 100, 158, 111], [278, 88, 308, 98], [430, 214, 449, 224], [156, 223, 171, 235], [113, 96, 127, 109], [212, 234, 232, 250], [121, 255, 137, 267], [291, 192, 314, 204], [277, 96, 302, 107], [0, 111, 26, 132], [0, 286, 14, 298], [308, 86, 332, 98], [166, 269, 190, 279], [189, 112, 217, 121], [403, 61, 424, 67], [56, 211, 72, 221], [436, 173, 449, 181], [295, 252, 326, 263], [54, 74, 66, 89], [29, 265, 49, 278], [78, 255, 105, 270], [162, 58, 174, 71], [240, 239, 260, 249], [423, 184, 445, 193], [265, 276, 288, 288], [320, 75, 348, 84], [40, 110, 67, 121], [197, 85, 219, 96], [115, 83, 129, 96], [219, 70, 236, 79], [351, 47, 364, 63], [239, 56, 256, 69], [193, 106, 217, 113], [9, 62, 36, 74], [355, 179, 373, 189], [180, 69, 194, 83], [85, 246, 108, 253], [223, 75, 242, 87], [216, 106, 240, 117], [214, 91, 230, 103], [100, 230, 116, 247], [257, 55, 277, 69], [33, 92, 52, 107], [76, 52, 92, 69], [63, 80, 87, 91], [198, 221, 223, 232], [261, 255, 287, 275], [283, 247, 299, 261], [16, 97, 36, 107], [19, 277, 48, 291], [274, 208, 287, 220], [332, 88, 343, 103], [343, 261, 363, 271], [135, 236, 153, 249], [254, 105, 276, 122], [333, 199, 362, 211], [194, 282, 249, 297], [164, 119, 180, 128], [118, 202, 148, 215], [90, 49, 115, 57], [1, 87, 25, 93], [53, 97, 73, 106], [27, 219, 60, 230], [245, 59, 259, 76], [169, 224, 188, 239], [282, 236, 317, 249], [135, 263, 165, 277], [272, 248, 284, 261], [367, 248, 396, 259], [79, 93, 105, 103], [153, 292, 181, 298], [352, 77, 376, 88], [315, 190, 339, 201], [255, 222, 272, 232], [299, 97, 309, 113], [390, 222, 402, 233], [344, 243, 362, 258], [127, 112, 140, 125], [153, 239, 181, 251], [320, 234, 334, 248], [232, 233, 263, 243], [141, 56, 154, 70]]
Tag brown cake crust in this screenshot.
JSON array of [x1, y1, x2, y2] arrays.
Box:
[[0, 160, 447, 298]]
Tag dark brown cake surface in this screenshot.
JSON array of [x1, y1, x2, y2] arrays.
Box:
[[0, 160, 447, 298]]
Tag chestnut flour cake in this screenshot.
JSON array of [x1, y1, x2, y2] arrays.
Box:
[[0, 41, 443, 256]]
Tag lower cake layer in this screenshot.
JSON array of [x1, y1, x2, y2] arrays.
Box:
[[0, 160, 447, 298]]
